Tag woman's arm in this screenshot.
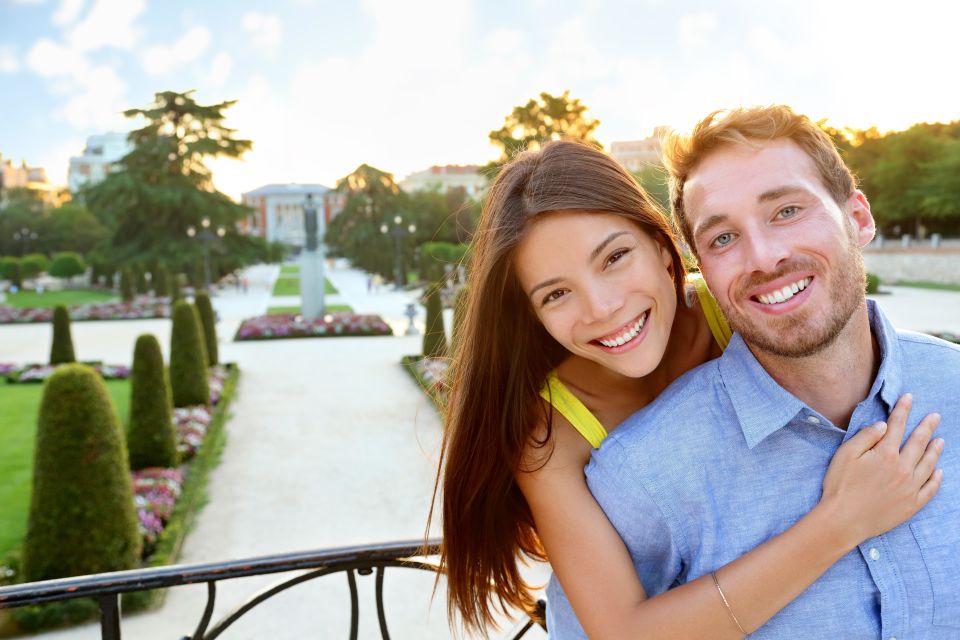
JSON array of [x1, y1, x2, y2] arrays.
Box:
[[517, 394, 943, 639]]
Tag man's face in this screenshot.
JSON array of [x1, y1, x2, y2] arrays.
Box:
[[684, 139, 875, 358]]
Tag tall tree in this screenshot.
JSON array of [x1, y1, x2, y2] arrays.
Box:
[[84, 90, 253, 268], [487, 90, 601, 173]]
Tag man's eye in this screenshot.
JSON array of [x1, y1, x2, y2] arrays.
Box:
[[777, 206, 799, 219], [712, 233, 734, 248]]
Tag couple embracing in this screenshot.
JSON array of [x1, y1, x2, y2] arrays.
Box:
[[432, 105, 960, 638]]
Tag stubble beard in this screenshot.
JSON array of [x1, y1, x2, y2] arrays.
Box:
[[721, 240, 867, 359]]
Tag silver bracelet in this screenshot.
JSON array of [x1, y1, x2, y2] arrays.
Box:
[[711, 570, 747, 636]]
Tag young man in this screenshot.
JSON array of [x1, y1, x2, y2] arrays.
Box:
[[547, 105, 960, 637]]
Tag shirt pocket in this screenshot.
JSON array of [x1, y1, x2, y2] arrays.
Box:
[[909, 513, 960, 628]]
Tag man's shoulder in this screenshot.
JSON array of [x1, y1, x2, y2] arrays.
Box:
[[897, 328, 960, 358]]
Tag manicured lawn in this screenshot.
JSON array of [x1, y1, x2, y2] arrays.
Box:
[[0, 379, 131, 559], [271, 277, 338, 296], [2, 289, 118, 309], [266, 304, 353, 315], [280, 265, 299, 275], [895, 280, 960, 292]]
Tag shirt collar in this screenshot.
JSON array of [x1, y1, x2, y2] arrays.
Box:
[[718, 299, 903, 449]]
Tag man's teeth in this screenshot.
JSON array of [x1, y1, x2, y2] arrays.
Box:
[[756, 277, 812, 305], [598, 313, 646, 348]]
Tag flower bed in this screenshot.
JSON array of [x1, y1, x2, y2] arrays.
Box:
[[132, 467, 184, 556], [0, 296, 170, 324], [3, 362, 131, 383], [401, 355, 449, 408], [234, 311, 392, 340]]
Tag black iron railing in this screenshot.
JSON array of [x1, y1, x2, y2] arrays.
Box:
[[0, 539, 546, 639]]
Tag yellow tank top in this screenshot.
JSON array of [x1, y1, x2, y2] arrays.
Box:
[[539, 274, 731, 448]]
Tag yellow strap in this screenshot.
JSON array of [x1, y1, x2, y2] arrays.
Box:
[[690, 273, 732, 350], [539, 371, 608, 448]]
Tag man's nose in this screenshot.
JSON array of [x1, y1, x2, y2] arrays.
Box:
[[742, 231, 791, 274]]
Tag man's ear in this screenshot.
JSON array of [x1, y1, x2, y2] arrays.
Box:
[[846, 190, 875, 247]]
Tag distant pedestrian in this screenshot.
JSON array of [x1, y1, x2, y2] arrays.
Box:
[[241, 277, 249, 293], [372, 274, 383, 293], [367, 275, 373, 293]]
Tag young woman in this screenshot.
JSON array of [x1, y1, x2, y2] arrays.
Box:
[[432, 140, 942, 638]]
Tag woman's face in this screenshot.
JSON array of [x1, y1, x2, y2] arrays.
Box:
[[514, 211, 678, 378]]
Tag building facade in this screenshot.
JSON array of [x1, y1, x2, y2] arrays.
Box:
[[609, 129, 666, 172], [399, 164, 487, 197], [67, 132, 132, 193], [240, 184, 346, 248], [0, 154, 66, 207]]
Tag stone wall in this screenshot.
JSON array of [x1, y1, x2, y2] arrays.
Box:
[[863, 248, 960, 285]]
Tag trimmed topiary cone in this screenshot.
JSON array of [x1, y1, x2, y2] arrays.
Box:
[[22, 364, 141, 582], [49, 305, 76, 365], [169, 300, 210, 407], [422, 284, 448, 358], [120, 267, 135, 302], [127, 334, 177, 469], [194, 291, 218, 366], [451, 285, 468, 354], [135, 266, 149, 295]]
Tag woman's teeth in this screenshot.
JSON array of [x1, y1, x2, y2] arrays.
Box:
[[597, 313, 647, 348], [756, 277, 812, 305]]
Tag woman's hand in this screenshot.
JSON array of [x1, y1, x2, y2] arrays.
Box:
[[820, 393, 943, 548]]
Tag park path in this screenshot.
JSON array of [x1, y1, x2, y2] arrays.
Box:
[[23, 263, 546, 639]]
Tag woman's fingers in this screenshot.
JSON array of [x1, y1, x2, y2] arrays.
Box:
[[899, 412, 942, 468], [879, 393, 913, 452], [912, 437, 944, 485], [916, 468, 945, 508], [845, 419, 888, 457]]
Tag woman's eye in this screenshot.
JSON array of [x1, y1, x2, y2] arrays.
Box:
[[777, 206, 799, 219], [542, 289, 566, 305], [712, 233, 734, 248], [606, 248, 629, 266]]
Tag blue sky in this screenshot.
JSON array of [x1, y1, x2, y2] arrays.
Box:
[[2, 0, 959, 199]]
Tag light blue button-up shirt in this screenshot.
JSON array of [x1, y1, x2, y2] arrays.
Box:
[[547, 301, 960, 638]]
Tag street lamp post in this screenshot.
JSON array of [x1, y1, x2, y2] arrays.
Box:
[[187, 217, 226, 291], [380, 215, 416, 289], [12, 228, 38, 256]]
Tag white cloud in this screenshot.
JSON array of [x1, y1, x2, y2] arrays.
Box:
[[678, 11, 718, 49], [60, 64, 126, 129], [0, 46, 19, 73], [206, 51, 232, 87], [242, 12, 282, 52], [26, 37, 89, 77], [66, 0, 145, 52], [141, 26, 212, 76], [483, 28, 523, 54], [52, 0, 85, 26]]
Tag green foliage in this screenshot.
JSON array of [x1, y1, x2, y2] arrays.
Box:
[[420, 241, 469, 283], [127, 334, 177, 469], [169, 301, 209, 407], [48, 252, 85, 279], [120, 266, 135, 302], [422, 285, 448, 358], [487, 91, 601, 173], [0, 256, 21, 286], [21, 365, 141, 582], [633, 164, 671, 213], [152, 265, 169, 297], [866, 272, 881, 294], [49, 305, 76, 365], [20, 253, 49, 279], [83, 90, 252, 268], [135, 265, 149, 294], [44, 203, 110, 255], [194, 291, 218, 366], [192, 260, 205, 290]]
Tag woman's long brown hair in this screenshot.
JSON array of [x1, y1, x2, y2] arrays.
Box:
[[428, 139, 686, 634]]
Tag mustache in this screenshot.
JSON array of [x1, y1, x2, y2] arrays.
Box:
[[735, 259, 820, 297]]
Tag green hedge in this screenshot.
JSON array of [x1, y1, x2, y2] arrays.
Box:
[[49, 305, 76, 365], [194, 291, 218, 366], [169, 301, 209, 407], [127, 334, 177, 470], [422, 285, 447, 358]]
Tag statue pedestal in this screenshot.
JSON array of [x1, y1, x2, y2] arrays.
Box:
[[300, 250, 325, 320]]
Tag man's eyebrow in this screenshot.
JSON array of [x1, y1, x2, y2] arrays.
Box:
[[758, 185, 808, 203], [692, 214, 728, 243], [528, 231, 630, 301]]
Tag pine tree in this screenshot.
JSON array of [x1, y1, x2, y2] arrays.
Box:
[[127, 334, 177, 469], [49, 305, 76, 365]]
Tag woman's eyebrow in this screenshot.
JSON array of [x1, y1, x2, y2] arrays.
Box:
[[528, 277, 563, 301], [589, 231, 629, 261]]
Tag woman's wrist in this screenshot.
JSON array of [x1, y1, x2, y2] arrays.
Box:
[[807, 499, 863, 556]]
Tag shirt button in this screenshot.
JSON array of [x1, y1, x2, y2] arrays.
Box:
[[869, 548, 880, 561], [807, 415, 821, 424]]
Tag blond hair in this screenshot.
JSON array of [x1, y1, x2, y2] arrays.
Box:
[[662, 105, 857, 252]]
